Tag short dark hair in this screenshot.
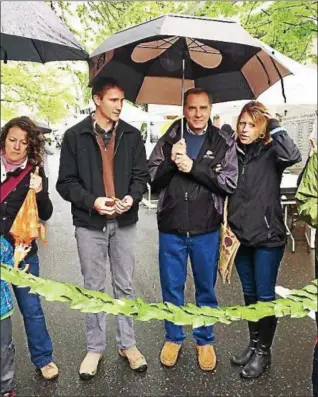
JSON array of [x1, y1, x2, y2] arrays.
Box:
[[183, 88, 213, 106], [92, 77, 124, 103], [221, 123, 234, 136]]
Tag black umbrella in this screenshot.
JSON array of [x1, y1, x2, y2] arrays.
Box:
[[0, 1, 88, 63], [89, 14, 291, 107]]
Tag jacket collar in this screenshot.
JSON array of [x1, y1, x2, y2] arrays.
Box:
[[237, 139, 270, 162], [78, 116, 127, 136], [164, 118, 217, 145]]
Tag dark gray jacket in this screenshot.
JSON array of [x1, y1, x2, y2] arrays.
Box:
[[148, 118, 238, 235], [228, 125, 301, 247], [56, 116, 149, 230]]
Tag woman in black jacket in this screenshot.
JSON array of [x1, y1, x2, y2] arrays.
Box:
[[0, 116, 58, 380], [228, 101, 301, 379]]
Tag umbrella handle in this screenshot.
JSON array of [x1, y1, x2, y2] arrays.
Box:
[[181, 58, 185, 139]]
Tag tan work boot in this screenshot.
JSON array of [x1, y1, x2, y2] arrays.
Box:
[[197, 345, 217, 371], [119, 345, 147, 372], [79, 352, 103, 380], [40, 362, 59, 380], [160, 342, 182, 367]]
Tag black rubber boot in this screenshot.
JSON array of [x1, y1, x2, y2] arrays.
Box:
[[241, 316, 277, 379], [230, 322, 259, 366], [231, 295, 259, 366]]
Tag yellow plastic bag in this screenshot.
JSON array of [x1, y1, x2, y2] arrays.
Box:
[[218, 196, 240, 284]]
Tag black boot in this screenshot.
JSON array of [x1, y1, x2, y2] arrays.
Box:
[[241, 316, 277, 379], [230, 322, 259, 365], [231, 295, 259, 366]]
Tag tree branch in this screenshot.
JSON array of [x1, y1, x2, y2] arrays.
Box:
[[244, 1, 258, 26], [297, 38, 314, 62], [295, 14, 318, 21]]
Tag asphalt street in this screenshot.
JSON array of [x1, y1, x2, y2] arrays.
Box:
[[11, 150, 316, 397]]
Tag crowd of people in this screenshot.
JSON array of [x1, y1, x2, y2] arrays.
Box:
[[0, 78, 316, 397]]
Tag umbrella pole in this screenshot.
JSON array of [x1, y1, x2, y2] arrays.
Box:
[[181, 58, 185, 139]]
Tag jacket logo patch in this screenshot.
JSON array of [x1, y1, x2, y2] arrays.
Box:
[[203, 150, 215, 159]]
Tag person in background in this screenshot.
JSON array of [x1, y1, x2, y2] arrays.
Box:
[[212, 114, 221, 128], [221, 124, 235, 138], [0, 116, 57, 380], [56, 77, 149, 379], [228, 101, 301, 379], [1, 237, 16, 397], [148, 87, 238, 371], [42, 135, 54, 189], [295, 136, 317, 397]]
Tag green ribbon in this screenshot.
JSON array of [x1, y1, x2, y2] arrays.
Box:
[[1, 264, 317, 327]]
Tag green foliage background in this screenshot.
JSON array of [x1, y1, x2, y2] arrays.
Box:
[[1, 1, 317, 124]]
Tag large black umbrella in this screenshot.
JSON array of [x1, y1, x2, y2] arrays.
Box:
[[89, 14, 291, 107], [0, 1, 88, 63]]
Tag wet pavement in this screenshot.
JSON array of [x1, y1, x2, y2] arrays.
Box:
[[11, 151, 316, 397]]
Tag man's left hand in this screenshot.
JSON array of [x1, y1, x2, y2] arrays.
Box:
[[115, 195, 134, 214], [175, 154, 193, 173]]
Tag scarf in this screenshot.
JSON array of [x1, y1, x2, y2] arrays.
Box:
[[1, 153, 28, 183]]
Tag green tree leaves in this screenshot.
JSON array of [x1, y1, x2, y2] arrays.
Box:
[[1, 62, 76, 124]]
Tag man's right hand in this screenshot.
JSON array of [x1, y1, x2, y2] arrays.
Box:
[[171, 138, 186, 162], [94, 197, 116, 216]]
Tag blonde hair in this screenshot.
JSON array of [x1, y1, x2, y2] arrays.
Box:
[[236, 101, 271, 142]]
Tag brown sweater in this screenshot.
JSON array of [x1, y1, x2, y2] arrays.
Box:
[[95, 132, 116, 201]]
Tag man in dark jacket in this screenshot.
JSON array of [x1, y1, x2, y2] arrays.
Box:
[[148, 88, 238, 371], [56, 77, 149, 379]]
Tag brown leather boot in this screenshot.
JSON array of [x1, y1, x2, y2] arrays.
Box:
[[197, 345, 217, 371], [160, 342, 182, 367]]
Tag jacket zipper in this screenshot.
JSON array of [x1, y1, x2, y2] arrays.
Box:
[[185, 192, 190, 237], [239, 164, 246, 232], [114, 132, 124, 157]]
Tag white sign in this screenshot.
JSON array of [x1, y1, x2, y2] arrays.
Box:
[[281, 112, 317, 169]]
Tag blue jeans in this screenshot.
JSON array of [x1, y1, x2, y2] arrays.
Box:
[[12, 254, 53, 368], [235, 245, 285, 302], [159, 231, 219, 346]]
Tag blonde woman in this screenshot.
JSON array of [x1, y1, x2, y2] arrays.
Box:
[[228, 101, 301, 378]]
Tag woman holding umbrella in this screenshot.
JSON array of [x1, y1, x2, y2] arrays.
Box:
[[228, 101, 301, 378], [0, 116, 58, 380]]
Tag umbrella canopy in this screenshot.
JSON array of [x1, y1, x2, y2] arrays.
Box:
[[89, 14, 291, 105], [0, 1, 88, 63]]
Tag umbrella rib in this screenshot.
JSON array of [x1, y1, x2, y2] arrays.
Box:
[[269, 57, 287, 103], [0, 45, 8, 63], [31, 39, 45, 63], [186, 38, 219, 54], [256, 54, 271, 85], [138, 37, 177, 50]]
